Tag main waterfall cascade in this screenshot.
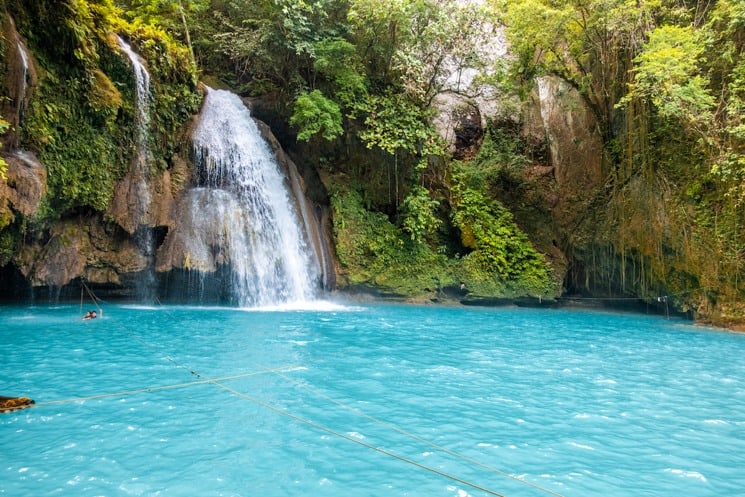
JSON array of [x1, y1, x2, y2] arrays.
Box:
[[157, 88, 321, 306]]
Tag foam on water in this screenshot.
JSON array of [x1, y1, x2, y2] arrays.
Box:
[[241, 299, 362, 313], [2, 304, 744, 497]]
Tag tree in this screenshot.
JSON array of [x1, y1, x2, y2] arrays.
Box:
[[290, 89, 343, 141], [624, 25, 714, 131], [501, 0, 657, 142]]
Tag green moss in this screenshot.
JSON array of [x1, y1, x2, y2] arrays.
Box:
[[10, 0, 200, 220], [329, 175, 556, 299], [0, 228, 14, 265], [450, 164, 556, 297], [22, 66, 125, 215], [88, 68, 122, 121]]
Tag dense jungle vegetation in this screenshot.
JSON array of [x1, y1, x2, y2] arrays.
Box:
[[0, 0, 744, 325]]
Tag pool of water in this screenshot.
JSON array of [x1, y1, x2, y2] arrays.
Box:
[[1, 302, 744, 497]]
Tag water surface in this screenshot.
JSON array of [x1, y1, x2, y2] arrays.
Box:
[[2, 303, 743, 497]]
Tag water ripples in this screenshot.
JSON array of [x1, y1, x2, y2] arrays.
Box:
[[2, 303, 744, 496]]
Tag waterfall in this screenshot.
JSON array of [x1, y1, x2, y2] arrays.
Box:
[[2, 15, 36, 149], [185, 88, 319, 306], [15, 39, 29, 122], [116, 36, 151, 172], [116, 36, 156, 300]]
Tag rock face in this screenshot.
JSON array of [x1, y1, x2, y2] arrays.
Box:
[[155, 188, 234, 273], [0, 151, 46, 225], [430, 27, 605, 288], [519, 75, 605, 241], [534, 76, 604, 194], [108, 165, 151, 235], [108, 157, 187, 235], [17, 217, 146, 289], [431, 26, 508, 158]]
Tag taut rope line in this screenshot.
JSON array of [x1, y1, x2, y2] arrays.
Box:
[[208, 379, 510, 497], [30, 366, 300, 408], [42, 303, 562, 497], [80, 278, 103, 317], [272, 371, 565, 497], [103, 307, 206, 379]]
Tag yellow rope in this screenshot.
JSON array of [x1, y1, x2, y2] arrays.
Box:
[[209, 380, 510, 497], [26, 362, 516, 497], [272, 371, 566, 497], [30, 366, 300, 408], [38, 307, 564, 497]]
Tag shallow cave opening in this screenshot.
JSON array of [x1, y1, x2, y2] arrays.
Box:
[[0, 264, 31, 301]]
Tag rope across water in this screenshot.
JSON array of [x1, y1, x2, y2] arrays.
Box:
[[25, 301, 565, 497]]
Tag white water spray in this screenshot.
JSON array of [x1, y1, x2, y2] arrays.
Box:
[[190, 88, 319, 306]]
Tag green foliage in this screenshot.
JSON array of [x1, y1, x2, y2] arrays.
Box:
[[329, 173, 554, 298], [450, 164, 554, 296], [503, 0, 655, 136], [400, 185, 441, 243], [459, 121, 532, 191], [114, 2, 204, 165], [349, 0, 493, 105], [624, 25, 714, 127], [311, 37, 367, 110], [87, 68, 123, 123], [329, 178, 457, 295], [291, 89, 344, 141], [346, 0, 409, 85], [356, 93, 441, 156], [16, 0, 120, 68], [0, 228, 16, 266], [24, 76, 126, 213], [329, 179, 411, 286], [12, 0, 200, 218], [705, 0, 745, 205]]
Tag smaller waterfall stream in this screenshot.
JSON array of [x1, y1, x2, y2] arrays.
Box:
[[116, 36, 156, 300], [116, 36, 152, 171], [183, 88, 319, 306], [2, 15, 36, 149], [15, 40, 29, 121]]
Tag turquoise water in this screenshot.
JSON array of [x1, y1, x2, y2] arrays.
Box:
[[1, 303, 744, 497]]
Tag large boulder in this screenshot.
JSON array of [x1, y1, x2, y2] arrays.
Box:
[[533, 76, 603, 192], [431, 27, 509, 158], [155, 188, 235, 273], [108, 154, 189, 235]]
